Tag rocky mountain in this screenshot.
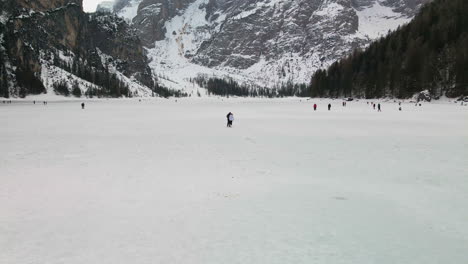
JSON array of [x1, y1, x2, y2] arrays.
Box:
[[0, 0, 155, 98], [113, 0, 429, 91], [0, 0, 431, 98]]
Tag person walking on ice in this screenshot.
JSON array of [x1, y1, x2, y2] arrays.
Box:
[[81, 102, 85, 109], [229, 112, 234, 127], [314, 104, 317, 111], [226, 112, 234, 127], [328, 104, 331, 111], [378, 103, 381, 112]]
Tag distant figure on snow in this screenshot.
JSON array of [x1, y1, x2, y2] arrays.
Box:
[[81, 102, 85, 109], [229, 113, 234, 127], [373, 104, 376, 110], [378, 103, 381, 112], [226, 112, 234, 127], [328, 104, 331, 111], [314, 104, 317, 111]]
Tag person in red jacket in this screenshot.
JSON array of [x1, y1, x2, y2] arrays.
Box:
[[313, 104, 317, 111]]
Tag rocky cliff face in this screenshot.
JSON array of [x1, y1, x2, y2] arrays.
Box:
[[0, 0, 154, 97], [115, 0, 429, 90], [131, 0, 195, 47], [15, 0, 83, 12]]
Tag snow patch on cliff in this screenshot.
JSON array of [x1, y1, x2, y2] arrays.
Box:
[[315, 2, 345, 17], [116, 0, 143, 22], [0, 33, 4, 51], [355, 1, 411, 39], [147, 0, 217, 92], [0, 11, 9, 24]]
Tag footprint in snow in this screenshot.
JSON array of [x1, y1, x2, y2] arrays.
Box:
[[333, 196, 348, 201], [244, 137, 256, 144]]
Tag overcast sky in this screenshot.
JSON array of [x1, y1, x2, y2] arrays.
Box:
[[83, 0, 108, 12]]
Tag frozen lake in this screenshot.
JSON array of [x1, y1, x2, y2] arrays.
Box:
[[1, 98, 467, 263]]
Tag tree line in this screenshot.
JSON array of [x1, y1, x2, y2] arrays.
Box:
[[0, 51, 10, 98], [191, 76, 309, 98]]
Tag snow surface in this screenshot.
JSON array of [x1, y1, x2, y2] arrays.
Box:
[[1, 99, 468, 263]]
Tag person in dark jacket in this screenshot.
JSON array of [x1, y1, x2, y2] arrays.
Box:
[[229, 112, 234, 127], [226, 112, 233, 127], [328, 104, 331, 111], [378, 103, 381, 112], [81, 102, 85, 109]]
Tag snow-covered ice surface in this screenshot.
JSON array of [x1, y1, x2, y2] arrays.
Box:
[[1, 99, 468, 263]]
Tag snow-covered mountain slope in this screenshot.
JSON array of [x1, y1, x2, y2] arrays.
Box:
[[113, 0, 143, 22], [96, 1, 115, 12], [118, 0, 428, 91]]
